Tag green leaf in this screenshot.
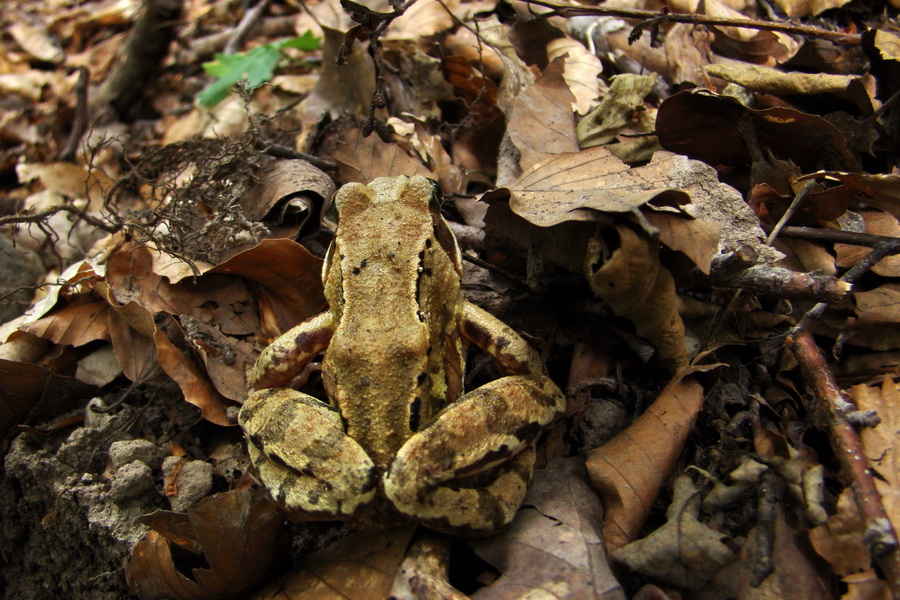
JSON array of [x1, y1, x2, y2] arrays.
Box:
[[277, 31, 321, 52], [197, 32, 322, 108]]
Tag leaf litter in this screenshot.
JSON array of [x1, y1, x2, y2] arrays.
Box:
[[2, 0, 900, 598]]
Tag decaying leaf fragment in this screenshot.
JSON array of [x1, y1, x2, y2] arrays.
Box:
[[127, 489, 289, 600], [585, 224, 688, 371], [612, 475, 737, 589], [585, 377, 706, 551], [576, 73, 658, 150], [251, 527, 416, 600], [470, 458, 624, 600]]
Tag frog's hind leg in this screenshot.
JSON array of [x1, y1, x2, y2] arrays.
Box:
[[240, 388, 378, 520], [383, 375, 563, 535]]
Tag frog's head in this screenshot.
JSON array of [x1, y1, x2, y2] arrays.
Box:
[[331, 176, 443, 224]]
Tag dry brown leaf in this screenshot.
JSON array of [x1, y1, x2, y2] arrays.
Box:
[[586, 224, 688, 371], [16, 161, 114, 208], [477, 15, 534, 113], [297, 26, 375, 145], [709, 505, 834, 599], [8, 19, 63, 64], [657, 90, 859, 174], [705, 64, 857, 95], [20, 298, 111, 347], [482, 150, 725, 277], [240, 160, 336, 240], [383, 0, 456, 39], [334, 129, 432, 185], [251, 527, 416, 600], [506, 56, 579, 174], [873, 29, 900, 61], [613, 475, 736, 589], [106, 308, 159, 383], [546, 36, 603, 116], [586, 376, 706, 551], [210, 239, 325, 336], [774, 238, 838, 276], [576, 73, 658, 150], [809, 488, 872, 576], [771, 0, 851, 16], [75, 344, 121, 386], [128, 490, 288, 600], [851, 376, 900, 534], [797, 171, 900, 219], [842, 570, 892, 600], [470, 458, 625, 600], [485, 147, 690, 228], [153, 320, 232, 426], [835, 210, 900, 277], [0, 358, 96, 436]]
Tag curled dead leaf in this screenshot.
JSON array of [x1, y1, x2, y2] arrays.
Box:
[[470, 458, 625, 599], [240, 159, 335, 240], [585, 224, 688, 371], [586, 377, 705, 551], [127, 489, 289, 600], [251, 527, 416, 600]]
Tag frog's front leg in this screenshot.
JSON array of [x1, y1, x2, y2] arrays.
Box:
[[383, 375, 563, 535], [240, 388, 378, 519], [248, 311, 335, 390]]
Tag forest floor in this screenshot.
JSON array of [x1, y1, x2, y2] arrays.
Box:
[[2, 0, 900, 598]]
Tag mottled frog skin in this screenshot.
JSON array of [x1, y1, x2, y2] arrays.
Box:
[[239, 176, 565, 535]]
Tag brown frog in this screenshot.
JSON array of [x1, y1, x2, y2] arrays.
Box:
[[239, 176, 565, 535]]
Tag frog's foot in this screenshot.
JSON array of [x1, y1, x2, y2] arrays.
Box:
[[383, 374, 564, 536], [240, 388, 378, 520]]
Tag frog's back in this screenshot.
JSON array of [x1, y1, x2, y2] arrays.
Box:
[[322, 176, 463, 468]]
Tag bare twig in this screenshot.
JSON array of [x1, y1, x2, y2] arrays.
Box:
[[786, 329, 900, 597], [798, 239, 900, 328], [337, 0, 420, 139], [0, 204, 119, 233], [766, 180, 816, 245], [60, 67, 90, 163], [779, 226, 900, 248], [699, 261, 851, 303], [523, 0, 860, 45], [224, 0, 271, 55]]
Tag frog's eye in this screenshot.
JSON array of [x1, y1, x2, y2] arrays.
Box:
[[428, 179, 444, 212]]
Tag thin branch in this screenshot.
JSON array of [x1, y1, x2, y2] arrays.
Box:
[[778, 226, 900, 248], [523, 0, 861, 45], [60, 67, 90, 163], [786, 329, 900, 597], [224, 0, 271, 55], [0, 204, 120, 233]]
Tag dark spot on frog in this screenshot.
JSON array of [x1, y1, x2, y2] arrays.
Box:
[[249, 433, 266, 451], [294, 328, 330, 351], [462, 320, 491, 348], [361, 466, 380, 493], [409, 397, 422, 431], [268, 451, 291, 470], [388, 251, 395, 259], [425, 239, 432, 248], [495, 337, 511, 350], [352, 258, 368, 275], [513, 422, 542, 443], [307, 488, 320, 505], [359, 375, 370, 387]]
